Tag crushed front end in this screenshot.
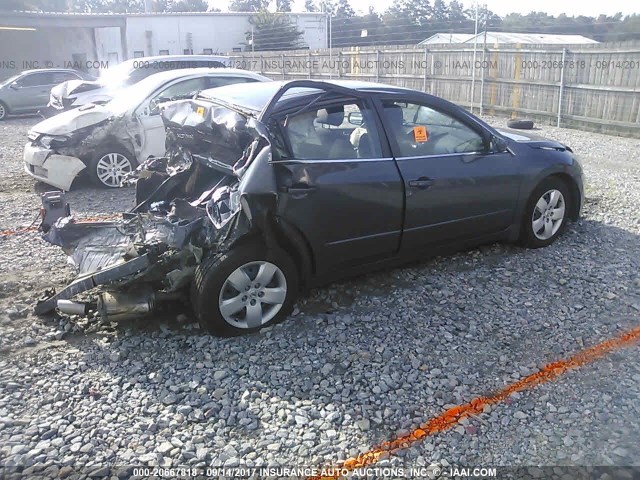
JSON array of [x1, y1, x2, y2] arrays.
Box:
[[35, 98, 276, 323]]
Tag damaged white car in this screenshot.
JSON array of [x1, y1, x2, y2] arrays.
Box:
[[24, 68, 270, 190], [47, 54, 230, 113]]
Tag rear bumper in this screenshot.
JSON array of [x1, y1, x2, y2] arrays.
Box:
[[48, 93, 73, 112]]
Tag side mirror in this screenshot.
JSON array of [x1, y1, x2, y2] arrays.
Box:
[[9, 82, 20, 90], [347, 111, 363, 126], [492, 134, 509, 153]]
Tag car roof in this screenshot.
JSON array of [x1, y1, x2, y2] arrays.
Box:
[[197, 79, 415, 112], [139, 67, 269, 85], [121, 54, 229, 64], [20, 68, 85, 75]]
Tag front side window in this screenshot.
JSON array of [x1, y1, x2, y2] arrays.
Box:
[[276, 101, 382, 160], [383, 100, 485, 157], [152, 78, 206, 104]]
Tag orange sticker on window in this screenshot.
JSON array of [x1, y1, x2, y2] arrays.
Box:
[[196, 106, 205, 117], [413, 126, 428, 142]]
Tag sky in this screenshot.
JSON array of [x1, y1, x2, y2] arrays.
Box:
[[210, 0, 639, 17]]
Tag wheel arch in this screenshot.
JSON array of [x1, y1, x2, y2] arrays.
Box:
[[223, 216, 314, 292], [509, 167, 581, 243], [546, 172, 581, 221], [81, 137, 136, 165]]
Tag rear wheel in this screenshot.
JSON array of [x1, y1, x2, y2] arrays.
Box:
[[520, 177, 571, 248], [0, 102, 8, 121], [192, 242, 298, 336], [89, 146, 135, 188]]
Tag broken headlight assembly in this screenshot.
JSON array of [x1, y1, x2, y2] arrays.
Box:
[[38, 135, 70, 148]]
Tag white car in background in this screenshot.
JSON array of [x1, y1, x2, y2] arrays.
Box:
[[47, 55, 230, 114], [24, 68, 270, 190]]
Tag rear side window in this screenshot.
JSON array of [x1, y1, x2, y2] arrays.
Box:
[[51, 72, 80, 83], [382, 100, 484, 157], [19, 72, 53, 87], [276, 101, 382, 160]]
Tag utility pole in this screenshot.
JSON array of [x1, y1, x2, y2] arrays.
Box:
[[470, 0, 479, 113]]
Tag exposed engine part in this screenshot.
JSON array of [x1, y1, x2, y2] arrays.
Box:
[[98, 287, 156, 322], [56, 299, 92, 316]]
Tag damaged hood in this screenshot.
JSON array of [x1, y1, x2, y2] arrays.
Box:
[[30, 104, 115, 136], [52, 79, 103, 99]]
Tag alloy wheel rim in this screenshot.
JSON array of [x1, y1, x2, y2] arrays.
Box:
[[96, 153, 132, 187], [532, 189, 565, 240], [0, 104, 5, 119], [218, 261, 287, 329]]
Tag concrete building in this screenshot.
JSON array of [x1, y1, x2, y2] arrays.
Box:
[[0, 11, 328, 80]]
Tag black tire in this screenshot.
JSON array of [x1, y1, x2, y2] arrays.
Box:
[[88, 145, 136, 188], [507, 118, 534, 130], [192, 242, 299, 336], [520, 177, 571, 249], [0, 101, 8, 121]]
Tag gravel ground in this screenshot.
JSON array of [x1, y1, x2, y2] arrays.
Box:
[[0, 114, 639, 478]]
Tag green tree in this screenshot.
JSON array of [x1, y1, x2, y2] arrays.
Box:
[[447, 0, 465, 22], [618, 14, 640, 41], [386, 0, 431, 26], [304, 0, 317, 12], [246, 12, 305, 51], [431, 0, 447, 22], [335, 0, 354, 19], [276, 0, 291, 11], [229, 0, 268, 12], [167, 0, 208, 11], [319, 0, 335, 15]]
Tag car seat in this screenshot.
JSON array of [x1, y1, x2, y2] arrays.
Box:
[[316, 106, 356, 159]]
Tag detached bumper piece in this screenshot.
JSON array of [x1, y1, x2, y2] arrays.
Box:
[[34, 253, 153, 315]]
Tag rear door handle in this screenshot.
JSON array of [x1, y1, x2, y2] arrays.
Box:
[[408, 177, 434, 189]]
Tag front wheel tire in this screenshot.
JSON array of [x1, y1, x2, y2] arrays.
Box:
[[192, 242, 299, 336], [88, 146, 135, 188], [520, 177, 571, 248], [0, 102, 8, 121]]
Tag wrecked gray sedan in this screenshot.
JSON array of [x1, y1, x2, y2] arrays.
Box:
[[36, 80, 583, 336]]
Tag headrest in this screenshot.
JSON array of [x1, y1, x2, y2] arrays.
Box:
[[383, 104, 404, 125], [316, 105, 345, 126], [287, 110, 316, 134]]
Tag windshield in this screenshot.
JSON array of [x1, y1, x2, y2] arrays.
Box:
[[98, 60, 135, 88], [0, 74, 20, 87], [106, 74, 168, 114]]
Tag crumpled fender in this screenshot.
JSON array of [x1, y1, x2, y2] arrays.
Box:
[[42, 154, 86, 191]]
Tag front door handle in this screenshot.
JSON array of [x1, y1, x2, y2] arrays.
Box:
[[408, 177, 434, 189]]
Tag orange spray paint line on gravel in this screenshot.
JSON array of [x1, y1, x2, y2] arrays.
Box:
[[309, 325, 640, 480]]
